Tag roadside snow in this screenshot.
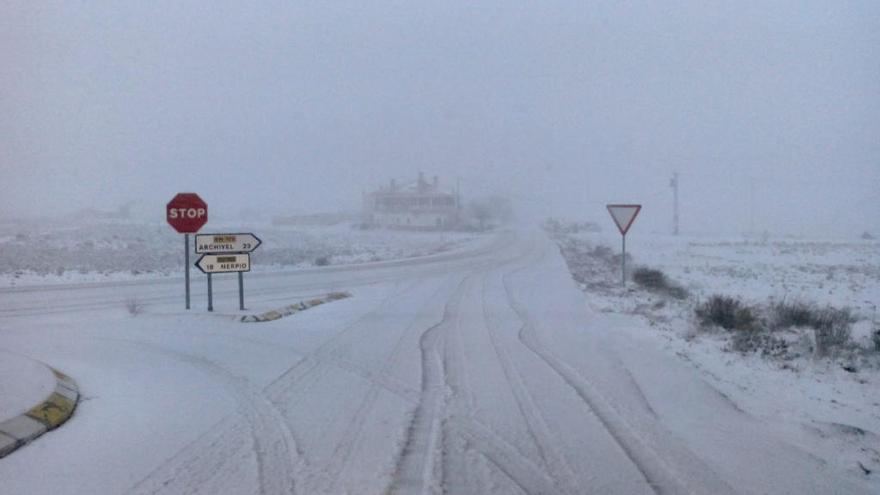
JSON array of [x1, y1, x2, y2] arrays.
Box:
[[0, 218, 486, 288], [0, 350, 56, 421], [551, 229, 880, 486]]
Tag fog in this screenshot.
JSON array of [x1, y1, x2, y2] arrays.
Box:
[[2, 1, 878, 237]]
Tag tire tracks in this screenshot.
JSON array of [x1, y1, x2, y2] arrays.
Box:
[[314, 277, 456, 494], [389, 277, 468, 494], [479, 269, 580, 495], [500, 246, 737, 495], [111, 337, 300, 495]]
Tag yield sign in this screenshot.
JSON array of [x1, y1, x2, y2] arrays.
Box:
[[606, 204, 642, 235]]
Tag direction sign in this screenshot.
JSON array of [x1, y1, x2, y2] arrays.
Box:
[[167, 193, 208, 234], [195, 233, 262, 254], [195, 253, 251, 274], [606, 204, 642, 236]]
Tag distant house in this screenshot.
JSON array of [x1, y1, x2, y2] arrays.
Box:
[[363, 173, 460, 230]]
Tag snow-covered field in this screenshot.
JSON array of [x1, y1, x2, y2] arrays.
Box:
[[552, 228, 880, 484], [1, 228, 877, 494], [0, 218, 485, 287]]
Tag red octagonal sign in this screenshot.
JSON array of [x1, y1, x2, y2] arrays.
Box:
[[167, 193, 208, 233]]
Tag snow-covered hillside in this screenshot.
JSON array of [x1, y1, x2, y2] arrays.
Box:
[[0, 218, 485, 287]]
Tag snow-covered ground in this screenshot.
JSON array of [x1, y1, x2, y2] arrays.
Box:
[[552, 228, 880, 485], [0, 218, 486, 287], [0, 350, 55, 420], [1, 228, 877, 494]]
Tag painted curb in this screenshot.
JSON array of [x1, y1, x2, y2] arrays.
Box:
[[240, 291, 352, 323], [0, 368, 79, 459]]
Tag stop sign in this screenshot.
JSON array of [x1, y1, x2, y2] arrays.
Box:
[[166, 193, 208, 233]]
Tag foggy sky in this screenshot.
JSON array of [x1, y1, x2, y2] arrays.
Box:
[[2, 1, 878, 236]]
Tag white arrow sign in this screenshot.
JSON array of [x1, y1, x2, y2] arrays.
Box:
[[195, 253, 251, 274], [606, 204, 642, 236], [195, 233, 262, 254]]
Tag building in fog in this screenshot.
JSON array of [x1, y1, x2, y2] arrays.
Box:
[[363, 173, 460, 230]]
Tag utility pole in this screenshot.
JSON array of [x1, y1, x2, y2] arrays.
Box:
[[670, 172, 680, 236], [749, 177, 756, 236]]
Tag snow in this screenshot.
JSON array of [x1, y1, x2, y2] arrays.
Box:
[[0, 228, 877, 494], [553, 228, 880, 489], [0, 350, 56, 421], [0, 218, 487, 288]]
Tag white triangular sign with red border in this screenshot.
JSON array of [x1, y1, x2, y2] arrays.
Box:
[[606, 204, 642, 235]]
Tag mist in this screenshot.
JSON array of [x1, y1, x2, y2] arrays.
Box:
[[2, 1, 878, 237]]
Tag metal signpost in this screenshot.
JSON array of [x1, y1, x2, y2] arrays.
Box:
[[166, 193, 208, 309], [195, 233, 261, 311], [606, 204, 642, 286], [194, 235, 259, 311]]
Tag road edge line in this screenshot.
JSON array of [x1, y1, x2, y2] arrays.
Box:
[[240, 291, 352, 323], [0, 367, 79, 458]]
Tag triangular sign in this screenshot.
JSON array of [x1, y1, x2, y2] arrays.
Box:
[[606, 204, 642, 235]]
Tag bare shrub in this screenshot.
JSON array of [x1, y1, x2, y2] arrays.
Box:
[[125, 299, 143, 316], [732, 330, 788, 356], [314, 255, 331, 266], [770, 300, 817, 329], [695, 295, 758, 331], [632, 267, 688, 299], [812, 307, 854, 357]]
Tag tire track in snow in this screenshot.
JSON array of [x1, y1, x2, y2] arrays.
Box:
[[111, 338, 300, 495], [128, 281, 421, 495], [500, 246, 737, 495], [389, 277, 468, 494], [438, 276, 481, 494], [263, 280, 421, 394], [448, 417, 563, 495], [478, 269, 580, 495], [313, 277, 456, 494], [391, 257, 579, 494]]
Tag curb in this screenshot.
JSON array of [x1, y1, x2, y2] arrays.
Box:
[[0, 368, 79, 459], [240, 291, 352, 323]]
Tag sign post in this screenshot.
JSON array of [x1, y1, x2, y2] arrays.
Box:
[[238, 272, 245, 311], [207, 273, 213, 312], [195, 252, 253, 311], [166, 193, 208, 309], [606, 204, 642, 286], [196, 233, 261, 311], [185, 235, 190, 309]]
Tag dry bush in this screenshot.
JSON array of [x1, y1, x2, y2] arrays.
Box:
[[770, 301, 818, 329], [632, 267, 688, 299], [695, 295, 758, 332], [812, 307, 854, 357], [125, 299, 143, 316]]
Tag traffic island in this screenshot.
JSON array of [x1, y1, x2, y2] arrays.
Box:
[[240, 291, 352, 322], [0, 369, 79, 458]]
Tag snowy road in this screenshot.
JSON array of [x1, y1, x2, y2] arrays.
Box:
[[0, 230, 871, 494]]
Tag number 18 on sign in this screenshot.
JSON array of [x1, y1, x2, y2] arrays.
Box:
[[606, 204, 642, 286]]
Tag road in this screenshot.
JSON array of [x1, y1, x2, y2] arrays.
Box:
[[0, 230, 867, 494]]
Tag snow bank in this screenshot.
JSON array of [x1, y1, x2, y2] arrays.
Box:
[[0, 350, 56, 421]]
